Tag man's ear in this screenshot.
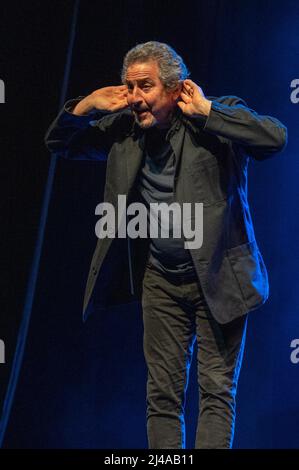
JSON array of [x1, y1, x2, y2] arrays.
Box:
[[173, 81, 183, 102]]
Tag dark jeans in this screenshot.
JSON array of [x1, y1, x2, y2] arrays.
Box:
[[141, 261, 248, 449]]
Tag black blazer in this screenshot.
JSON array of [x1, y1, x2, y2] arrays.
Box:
[[45, 95, 287, 324]]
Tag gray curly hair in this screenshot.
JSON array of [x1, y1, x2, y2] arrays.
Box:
[[121, 41, 190, 91]]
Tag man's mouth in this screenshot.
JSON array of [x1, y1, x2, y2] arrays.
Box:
[[134, 109, 149, 117]]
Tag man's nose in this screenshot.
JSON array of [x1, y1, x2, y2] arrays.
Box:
[[130, 87, 143, 105]]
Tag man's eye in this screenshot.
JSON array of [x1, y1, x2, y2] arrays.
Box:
[[126, 84, 151, 92]]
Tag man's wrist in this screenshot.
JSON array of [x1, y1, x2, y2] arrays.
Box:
[[194, 99, 212, 118], [72, 96, 94, 116]]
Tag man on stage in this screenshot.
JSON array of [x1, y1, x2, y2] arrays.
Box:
[[45, 41, 287, 448]]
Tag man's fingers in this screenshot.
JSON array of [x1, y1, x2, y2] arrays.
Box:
[[121, 98, 129, 107], [180, 91, 192, 103], [116, 86, 127, 94], [185, 79, 205, 98], [183, 83, 194, 97], [177, 101, 184, 111], [184, 79, 195, 86], [111, 99, 129, 112], [184, 79, 199, 93]]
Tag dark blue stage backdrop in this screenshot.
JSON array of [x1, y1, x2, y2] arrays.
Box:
[[1, 0, 298, 448]]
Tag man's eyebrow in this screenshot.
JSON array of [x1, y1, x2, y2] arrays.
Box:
[[126, 78, 155, 84]]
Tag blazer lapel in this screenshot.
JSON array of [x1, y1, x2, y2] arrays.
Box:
[[125, 132, 145, 195]]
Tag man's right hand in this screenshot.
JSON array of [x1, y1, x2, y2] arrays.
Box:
[[72, 85, 129, 116]]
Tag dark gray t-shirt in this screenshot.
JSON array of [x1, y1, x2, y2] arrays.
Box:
[[137, 125, 196, 276]]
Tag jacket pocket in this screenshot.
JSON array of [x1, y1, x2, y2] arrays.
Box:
[[226, 240, 269, 310]]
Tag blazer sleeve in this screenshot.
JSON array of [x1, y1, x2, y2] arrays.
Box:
[[44, 97, 116, 161], [195, 95, 288, 161]]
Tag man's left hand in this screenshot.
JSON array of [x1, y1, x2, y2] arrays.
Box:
[[177, 79, 212, 118]]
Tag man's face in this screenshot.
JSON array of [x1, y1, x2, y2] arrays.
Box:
[[125, 60, 181, 129]]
